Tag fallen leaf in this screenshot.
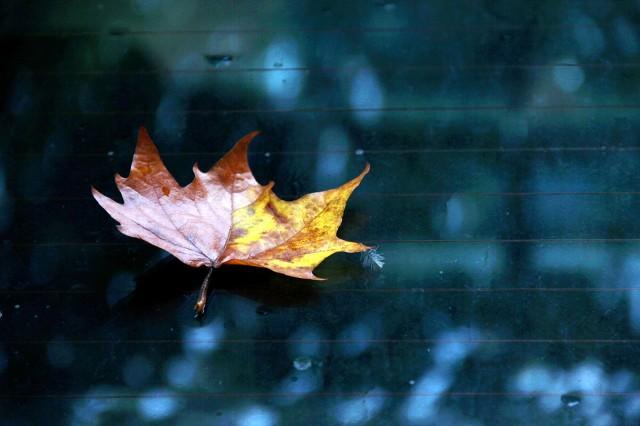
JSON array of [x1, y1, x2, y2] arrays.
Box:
[[92, 127, 370, 315]]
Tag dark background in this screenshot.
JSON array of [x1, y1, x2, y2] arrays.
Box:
[[3, 0, 640, 425]]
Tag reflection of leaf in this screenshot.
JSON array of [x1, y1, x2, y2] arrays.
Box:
[[92, 128, 370, 314]]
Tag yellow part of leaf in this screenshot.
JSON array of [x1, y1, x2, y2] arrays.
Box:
[[220, 164, 371, 278]]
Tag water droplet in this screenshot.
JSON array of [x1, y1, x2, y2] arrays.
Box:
[[409, 380, 415, 385], [14, 304, 20, 309], [107, 150, 114, 157], [264, 152, 271, 158], [204, 54, 234, 68], [355, 148, 364, 155], [561, 392, 582, 408], [256, 305, 272, 316], [293, 356, 312, 371]]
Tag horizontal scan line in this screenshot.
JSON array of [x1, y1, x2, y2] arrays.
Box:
[[14, 104, 640, 116], [12, 145, 640, 158], [373, 238, 640, 244], [5, 62, 638, 75], [2, 24, 588, 38], [2, 287, 640, 295], [10, 338, 640, 345], [11, 238, 640, 247], [1, 391, 639, 400], [330, 287, 640, 293], [11, 191, 640, 203]]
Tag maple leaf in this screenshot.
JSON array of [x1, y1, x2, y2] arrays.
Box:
[[92, 127, 370, 315]]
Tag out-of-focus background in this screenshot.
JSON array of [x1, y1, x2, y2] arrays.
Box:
[[3, 0, 640, 424]]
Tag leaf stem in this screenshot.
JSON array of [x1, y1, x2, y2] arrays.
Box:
[[194, 267, 214, 318]]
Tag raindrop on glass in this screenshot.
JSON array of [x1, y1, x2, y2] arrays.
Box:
[[256, 305, 272, 316], [293, 356, 312, 371], [204, 54, 234, 68], [561, 392, 582, 408]]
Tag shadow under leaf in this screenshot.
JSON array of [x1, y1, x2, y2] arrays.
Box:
[[113, 257, 323, 316]]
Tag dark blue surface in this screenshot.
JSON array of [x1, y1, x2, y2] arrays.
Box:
[[3, 1, 640, 425]]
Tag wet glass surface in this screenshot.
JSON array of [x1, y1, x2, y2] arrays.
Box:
[[3, 1, 640, 424]]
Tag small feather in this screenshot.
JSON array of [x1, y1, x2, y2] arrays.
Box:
[[361, 248, 385, 271]]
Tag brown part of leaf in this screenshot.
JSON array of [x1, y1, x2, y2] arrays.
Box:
[[92, 127, 266, 268]]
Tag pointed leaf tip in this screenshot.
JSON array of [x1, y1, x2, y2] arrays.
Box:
[[135, 126, 156, 150], [90, 185, 111, 208], [90, 185, 112, 202], [234, 131, 260, 155], [345, 163, 370, 188], [210, 131, 261, 178], [359, 163, 371, 178], [233, 130, 261, 151]]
